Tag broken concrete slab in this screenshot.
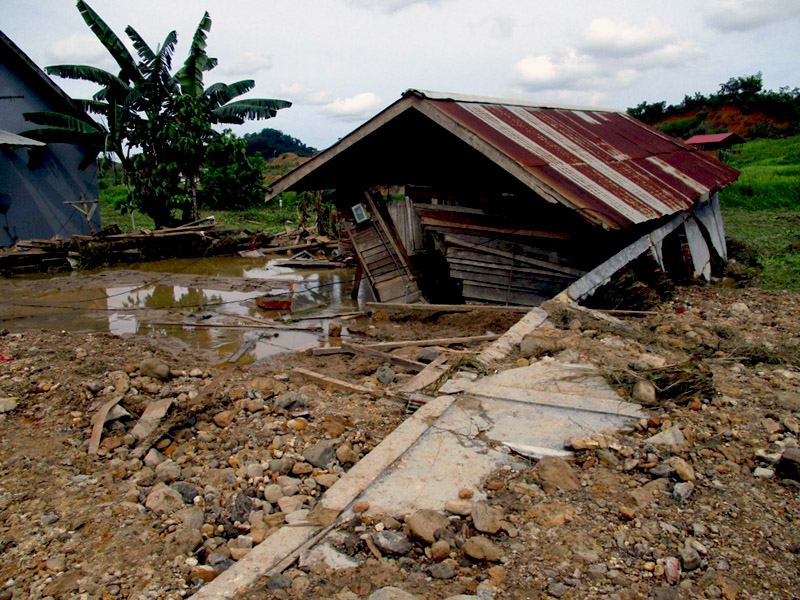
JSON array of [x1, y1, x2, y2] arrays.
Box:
[[191, 353, 641, 599]]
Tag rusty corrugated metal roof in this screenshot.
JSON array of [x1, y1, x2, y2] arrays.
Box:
[[266, 89, 739, 231], [413, 90, 739, 229], [685, 132, 743, 144]]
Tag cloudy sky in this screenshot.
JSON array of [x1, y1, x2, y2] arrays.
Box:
[[3, 0, 799, 149]]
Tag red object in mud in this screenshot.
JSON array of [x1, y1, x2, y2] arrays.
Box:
[[256, 296, 292, 311], [0, 354, 12, 362]]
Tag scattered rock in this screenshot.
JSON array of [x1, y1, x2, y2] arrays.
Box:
[[632, 380, 657, 405], [336, 443, 359, 465], [0, 398, 18, 413], [376, 366, 396, 385], [229, 492, 255, 523], [430, 562, 456, 579], [679, 546, 702, 571], [667, 457, 696, 482], [665, 556, 682, 584], [417, 347, 440, 363], [298, 543, 361, 571], [462, 536, 502, 562], [213, 410, 236, 428], [303, 439, 338, 468], [534, 456, 580, 492], [430, 539, 450, 561], [547, 582, 570, 598], [328, 321, 343, 338], [145, 483, 185, 515], [754, 467, 775, 479], [368, 587, 419, 600], [406, 509, 450, 544], [154, 460, 181, 483], [444, 499, 472, 516], [673, 481, 694, 502], [645, 426, 686, 448], [775, 448, 800, 481], [471, 501, 504, 534], [729, 302, 750, 315], [625, 478, 671, 508], [372, 530, 412, 555], [228, 535, 253, 560], [139, 357, 169, 380], [274, 391, 307, 411]]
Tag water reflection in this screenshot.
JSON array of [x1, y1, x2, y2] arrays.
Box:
[[11, 257, 365, 364]]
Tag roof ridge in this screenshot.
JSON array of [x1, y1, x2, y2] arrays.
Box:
[[404, 88, 625, 113]]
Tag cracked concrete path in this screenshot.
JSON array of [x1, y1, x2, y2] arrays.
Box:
[[191, 358, 642, 599]]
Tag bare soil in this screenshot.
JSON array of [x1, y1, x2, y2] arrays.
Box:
[[0, 285, 798, 600]]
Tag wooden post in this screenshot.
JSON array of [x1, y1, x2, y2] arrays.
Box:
[[351, 263, 363, 299]]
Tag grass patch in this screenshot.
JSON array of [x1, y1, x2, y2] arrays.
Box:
[[720, 135, 800, 289], [99, 185, 313, 234]]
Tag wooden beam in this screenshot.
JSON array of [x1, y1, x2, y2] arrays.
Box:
[[558, 212, 686, 302], [419, 215, 573, 240], [341, 342, 426, 371], [366, 302, 531, 313], [445, 233, 585, 277], [398, 355, 451, 394], [291, 368, 380, 395], [361, 334, 500, 350]]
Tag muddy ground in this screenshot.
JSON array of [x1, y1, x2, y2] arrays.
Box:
[[0, 284, 798, 600]]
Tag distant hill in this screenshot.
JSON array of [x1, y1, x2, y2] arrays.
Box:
[[244, 128, 317, 160], [262, 152, 313, 185], [629, 73, 799, 140]]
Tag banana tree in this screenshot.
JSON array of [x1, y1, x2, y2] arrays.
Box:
[[22, 0, 291, 228]]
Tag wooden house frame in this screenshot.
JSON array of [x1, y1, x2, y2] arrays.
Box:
[[267, 90, 739, 306]]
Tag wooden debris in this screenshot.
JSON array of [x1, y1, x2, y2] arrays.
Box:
[[362, 334, 500, 350], [131, 398, 174, 442], [366, 302, 532, 313], [151, 321, 321, 332], [291, 368, 380, 395], [88, 396, 124, 454], [398, 355, 451, 394], [341, 342, 426, 371]]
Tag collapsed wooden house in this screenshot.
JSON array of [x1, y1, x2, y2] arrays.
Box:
[[266, 90, 739, 306]]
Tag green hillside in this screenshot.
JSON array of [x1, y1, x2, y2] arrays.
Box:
[[720, 135, 800, 289]]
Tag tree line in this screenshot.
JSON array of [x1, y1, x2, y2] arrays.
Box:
[[628, 73, 800, 139]]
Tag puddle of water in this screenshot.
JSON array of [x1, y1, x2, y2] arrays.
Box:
[[5, 256, 368, 364]]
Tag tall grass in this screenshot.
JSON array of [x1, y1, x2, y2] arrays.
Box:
[[719, 135, 800, 289]]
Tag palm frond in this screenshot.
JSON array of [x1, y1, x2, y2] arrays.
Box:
[[125, 25, 155, 62], [76, 0, 139, 82], [47, 65, 130, 99], [175, 11, 213, 97], [202, 80, 255, 108], [23, 111, 103, 133], [212, 98, 291, 122]]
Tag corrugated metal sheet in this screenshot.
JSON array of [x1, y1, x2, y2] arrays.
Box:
[[0, 129, 46, 147], [685, 133, 741, 144], [422, 93, 739, 229]]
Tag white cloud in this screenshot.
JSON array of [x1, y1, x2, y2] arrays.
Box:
[[513, 49, 604, 91], [633, 39, 704, 68], [705, 0, 800, 31], [581, 18, 676, 57], [512, 48, 642, 102], [511, 16, 704, 101], [217, 52, 273, 77], [321, 92, 383, 121], [344, 0, 444, 13], [46, 33, 108, 65], [279, 83, 333, 105]]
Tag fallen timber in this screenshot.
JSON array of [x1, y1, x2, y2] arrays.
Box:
[[0, 220, 338, 275]]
